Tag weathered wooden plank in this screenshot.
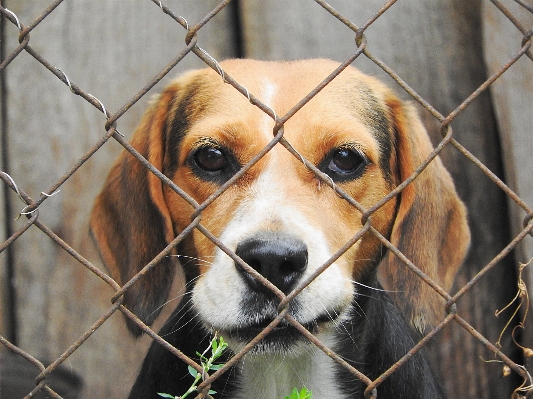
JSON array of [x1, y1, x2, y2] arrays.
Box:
[[482, 0, 533, 357], [0, 10, 8, 340], [2, 1, 237, 397], [241, 0, 524, 397]]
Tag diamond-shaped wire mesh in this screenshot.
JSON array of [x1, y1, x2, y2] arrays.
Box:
[[0, 1, 532, 398]]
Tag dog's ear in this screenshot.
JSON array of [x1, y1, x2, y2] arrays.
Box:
[[379, 98, 470, 334], [90, 87, 180, 337]]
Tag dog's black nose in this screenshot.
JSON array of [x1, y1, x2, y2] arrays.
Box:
[[235, 233, 308, 296]]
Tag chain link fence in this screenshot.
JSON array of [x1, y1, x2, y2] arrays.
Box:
[[1, 0, 532, 398]]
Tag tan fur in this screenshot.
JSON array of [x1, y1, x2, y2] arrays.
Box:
[[379, 97, 470, 331]]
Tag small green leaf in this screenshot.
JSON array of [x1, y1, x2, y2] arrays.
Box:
[[208, 390, 217, 394], [157, 393, 176, 399], [284, 387, 312, 399], [165, 334, 229, 399], [283, 387, 298, 399], [218, 337, 228, 350], [187, 365, 198, 378]]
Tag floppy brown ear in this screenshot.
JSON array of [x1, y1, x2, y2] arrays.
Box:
[[90, 88, 179, 337], [379, 98, 470, 333]]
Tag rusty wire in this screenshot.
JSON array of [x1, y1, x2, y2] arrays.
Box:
[[0, 1, 532, 398]]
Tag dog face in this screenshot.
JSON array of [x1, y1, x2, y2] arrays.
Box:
[[164, 60, 400, 352], [90, 59, 470, 351]]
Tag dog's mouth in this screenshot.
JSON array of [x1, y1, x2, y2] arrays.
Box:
[[220, 308, 344, 353]]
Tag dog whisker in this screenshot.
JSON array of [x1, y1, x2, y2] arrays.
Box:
[[145, 273, 207, 322], [349, 279, 399, 293], [162, 307, 202, 337], [169, 254, 216, 267]]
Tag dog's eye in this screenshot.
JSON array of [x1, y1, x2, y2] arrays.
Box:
[[188, 143, 241, 184], [322, 147, 368, 181], [193, 146, 227, 172]]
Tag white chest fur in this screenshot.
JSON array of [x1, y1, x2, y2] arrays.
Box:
[[233, 341, 343, 399]]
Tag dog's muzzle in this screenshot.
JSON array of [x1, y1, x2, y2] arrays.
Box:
[[211, 232, 341, 353]]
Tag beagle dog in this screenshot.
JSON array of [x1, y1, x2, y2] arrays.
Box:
[[90, 59, 470, 399]]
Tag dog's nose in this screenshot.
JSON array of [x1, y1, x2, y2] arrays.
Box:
[[235, 233, 308, 295]]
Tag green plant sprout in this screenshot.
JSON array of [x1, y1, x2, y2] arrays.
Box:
[[158, 334, 228, 399], [284, 387, 313, 399], [157, 334, 312, 399]]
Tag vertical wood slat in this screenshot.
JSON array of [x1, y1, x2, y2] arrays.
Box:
[[0, 0, 8, 339], [2, 1, 237, 397], [482, 0, 533, 355]]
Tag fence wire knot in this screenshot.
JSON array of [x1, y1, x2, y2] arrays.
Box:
[[522, 28, 533, 47], [524, 212, 533, 236], [0, 171, 40, 219]]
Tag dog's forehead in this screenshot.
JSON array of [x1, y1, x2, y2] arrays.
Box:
[[188, 59, 390, 115], [167, 59, 394, 175]]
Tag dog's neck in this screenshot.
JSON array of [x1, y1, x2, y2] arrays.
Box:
[[232, 332, 343, 399]]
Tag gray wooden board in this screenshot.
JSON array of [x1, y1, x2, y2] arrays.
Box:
[[2, 1, 237, 397], [0, 12, 7, 339], [482, 0, 533, 357], [483, 3, 533, 251]]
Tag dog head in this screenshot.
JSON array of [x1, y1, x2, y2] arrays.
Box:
[[90, 59, 470, 349]]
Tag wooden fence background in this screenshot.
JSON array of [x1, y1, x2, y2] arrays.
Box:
[[1, 1, 532, 398]]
